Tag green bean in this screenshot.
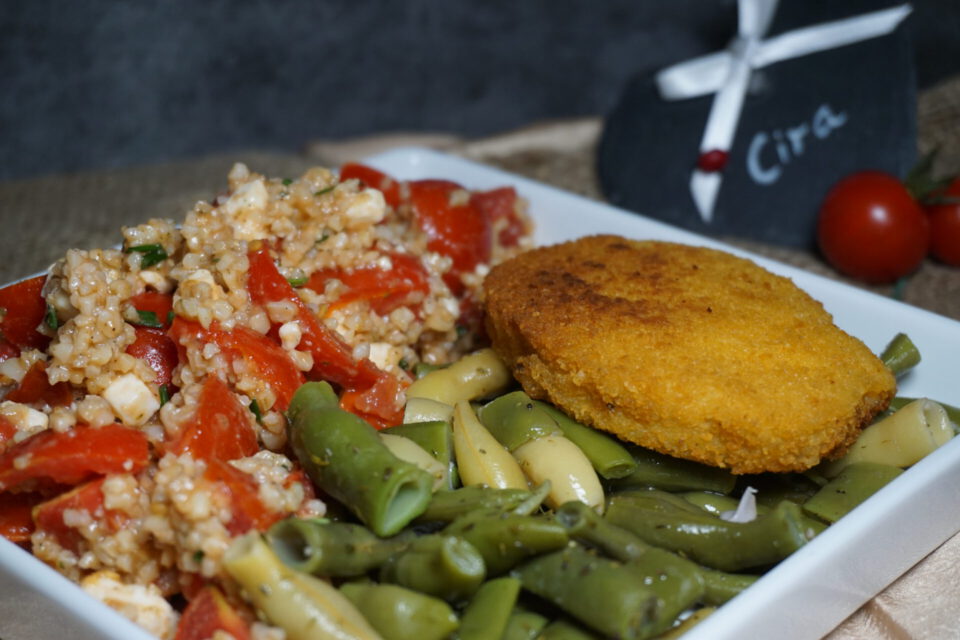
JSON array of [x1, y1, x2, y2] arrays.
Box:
[[512, 545, 664, 639], [455, 576, 521, 640], [553, 501, 755, 606], [223, 532, 381, 640], [890, 396, 960, 430], [444, 509, 568, 576], [267, 518, 409, 577], [880, 332, 921, 377], [741, 473, 822, 508], [501, 607, 548, 640], [655, 607, 715, 639], [680, 491, 747, 517], [340, 582, 458, 640], [379, 534, 486, 601], [626, 549, 705, 636], [478, 391, 561, 451], [288, 382, 434, 537], [605, 490, 812, 572], [386, 420, 457, 489], [536, 619, 600, 640], [536, 401, 637, 479], [611, 447, 736, 494], [803, 462, 904, 523], [416, 485, 540, 523]]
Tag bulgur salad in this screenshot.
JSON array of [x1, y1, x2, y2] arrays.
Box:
[[0, 161, 532, 638]]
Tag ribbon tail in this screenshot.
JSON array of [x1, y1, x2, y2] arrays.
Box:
[[754, 4, 912, 68], [691, 171, 722, 224]]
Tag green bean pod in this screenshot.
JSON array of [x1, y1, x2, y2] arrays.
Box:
[[266, 518, 410, 577], [511, 545, 663, 639], [626, 549, 705, 636], [444, 509, 569, 576], [455, 576, 521, 640], [554, 501, 756, 606], [880, 332, 921, 377], [611, 447, 736, 494], [803, 462, 904, 523], [605, 490, 812, 572], [477, 391, 562, 451], [385, 420, 457, 489], [535, 401, 637, 479], [536, 619, 600, 640], [378, 534, 486, 601], [416, 485, 539, 523], [501, 607, 549, 640], [223, 532, 382, 640], [288, 382, 434, 537], [340, 582, 458, 640]]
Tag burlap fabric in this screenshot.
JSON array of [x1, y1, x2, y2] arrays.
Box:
[[1, 76, 959, 638]]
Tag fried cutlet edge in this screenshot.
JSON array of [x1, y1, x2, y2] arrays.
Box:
[[483, 235, 896, 474]]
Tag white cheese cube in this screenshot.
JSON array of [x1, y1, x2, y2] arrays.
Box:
[[103, 374, 160, 426]]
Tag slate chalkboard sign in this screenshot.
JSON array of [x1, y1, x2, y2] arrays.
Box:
[[598, 1, 916, 249]]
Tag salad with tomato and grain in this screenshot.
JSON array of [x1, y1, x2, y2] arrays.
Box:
[[0, 161, 532, 639]]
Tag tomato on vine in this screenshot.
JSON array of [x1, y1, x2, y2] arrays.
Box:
[[816, 171, 929, 284], [924, 177, 960, 267]]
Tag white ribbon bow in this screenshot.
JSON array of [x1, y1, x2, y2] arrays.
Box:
[[655, 0, 912, 223]]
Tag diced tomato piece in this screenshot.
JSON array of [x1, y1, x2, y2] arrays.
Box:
[[246, 249, 405, 426], [339, 162, 401, 209], [204, 459, 282, 535], [408, 180, 491, 295], [166, 375, 258, 462], [307, 252, 430, 317], [32, 478, 128, 553], [0, 424, 150, 492], [0, 416, 18, 455], [126, 327, 178, 388], [5, 361, 73, 407], [0, 338, 19, 363], [176, 585, 251, 640], [129, 291, 174, 329], [0, 492, 43, 544], [169, 318, 303, 412], [0, 275, 51, 354], [471, 186, 526, 248]]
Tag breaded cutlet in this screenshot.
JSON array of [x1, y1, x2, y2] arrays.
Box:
[[483, 235, 896, 474]]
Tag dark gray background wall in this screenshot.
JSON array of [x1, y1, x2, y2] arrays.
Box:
[[3, 0, 958, 181]]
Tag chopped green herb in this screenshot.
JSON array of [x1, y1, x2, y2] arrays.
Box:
[[193, 550, 205, 563], [314, 185, 335, 196], [286, 275, 308, 287], [133, 309, 162, 328], [455, 324, 468, 338], [282, 178, 293, 186], [124, 243, 168, 268], [249, 399, 263, 424], [167, 310, 175, 325], [44, 303, 59, 331], [398, 358, 410, 370], [316, 230, 331, 244], [159, 385, 170, 406]]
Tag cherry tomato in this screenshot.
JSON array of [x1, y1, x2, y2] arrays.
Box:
[[925, 177, 960, 266], [5, 361, 73, 407], [126, 326, 179, 389], [817, 171, 929, 283]]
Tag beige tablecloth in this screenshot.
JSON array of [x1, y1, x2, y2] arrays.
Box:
[[2, 75, 960, 639]]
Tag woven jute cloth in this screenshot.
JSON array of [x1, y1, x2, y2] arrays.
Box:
[[1, 76, 959, 638]]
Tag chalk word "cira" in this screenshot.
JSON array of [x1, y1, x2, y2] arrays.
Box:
[[746, 104, 848, 186]]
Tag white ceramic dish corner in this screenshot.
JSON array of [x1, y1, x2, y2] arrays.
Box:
[[0, 146, 957, 640]]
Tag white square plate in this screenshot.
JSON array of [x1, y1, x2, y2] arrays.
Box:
[[1, 147, 958, 640]]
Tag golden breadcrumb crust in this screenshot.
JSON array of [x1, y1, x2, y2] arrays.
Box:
[[483, 235, 896, 474]]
